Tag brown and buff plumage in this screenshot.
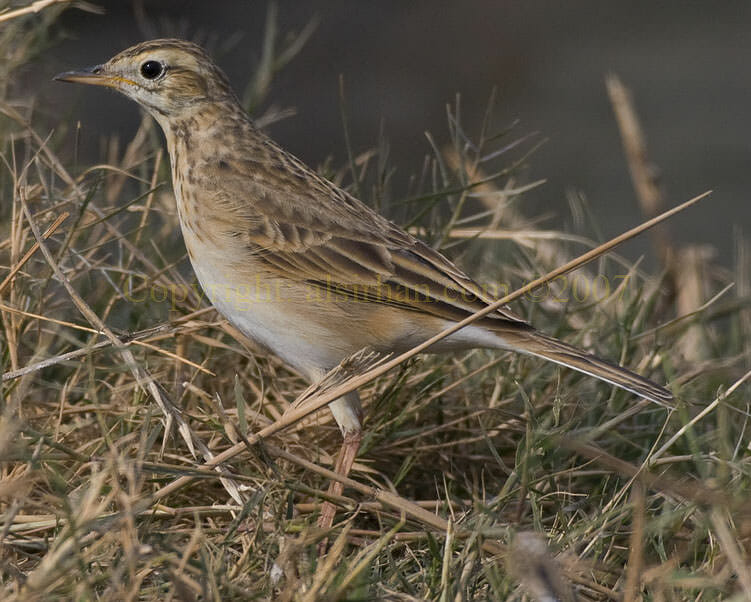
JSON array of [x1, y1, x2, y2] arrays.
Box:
[[56, 39, 673, 531]]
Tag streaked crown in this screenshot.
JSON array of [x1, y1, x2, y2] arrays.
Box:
[[55, 39, 239, 120]]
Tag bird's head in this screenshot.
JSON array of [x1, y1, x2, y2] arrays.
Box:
[[55, 39, 238, 122]]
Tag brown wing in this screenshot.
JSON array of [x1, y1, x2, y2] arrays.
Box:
[[215, 146, 528, 327]]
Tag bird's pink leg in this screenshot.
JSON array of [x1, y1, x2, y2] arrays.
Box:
[[318, 429, 362, 530]]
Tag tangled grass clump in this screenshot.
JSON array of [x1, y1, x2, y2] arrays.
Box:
[[1, 3, 750, 600]]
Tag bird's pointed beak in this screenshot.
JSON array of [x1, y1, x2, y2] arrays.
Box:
[[54, 65, 131, 89], [54, 64, 106, 85]]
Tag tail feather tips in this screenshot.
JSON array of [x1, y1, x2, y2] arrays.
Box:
[[510, 331, 673, 405]]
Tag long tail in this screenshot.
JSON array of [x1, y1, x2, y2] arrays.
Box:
[[504, 330, 673, 405]]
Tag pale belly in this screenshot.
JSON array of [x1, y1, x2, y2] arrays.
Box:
[[189, 253, 340, 379], [184, 234, 509, 380]]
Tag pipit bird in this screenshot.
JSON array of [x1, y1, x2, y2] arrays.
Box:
[[56, 39, 672, 529]]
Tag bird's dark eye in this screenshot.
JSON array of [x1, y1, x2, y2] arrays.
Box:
[[140, 60, 163, 80]]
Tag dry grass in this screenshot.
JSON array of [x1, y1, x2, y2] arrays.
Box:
[[2, 4, 751, 601]]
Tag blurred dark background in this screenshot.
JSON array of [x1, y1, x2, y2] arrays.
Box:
[[32, 0, 750, 266]]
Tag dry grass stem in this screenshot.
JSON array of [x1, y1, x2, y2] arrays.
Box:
[[0, 15, 746, 599]]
